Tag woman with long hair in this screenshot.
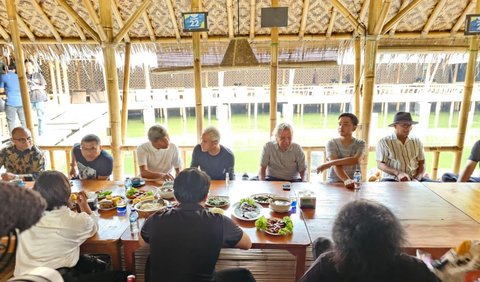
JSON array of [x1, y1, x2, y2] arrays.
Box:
[[300, 200, 439, 282]]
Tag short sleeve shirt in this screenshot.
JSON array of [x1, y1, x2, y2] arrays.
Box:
[[136, 142, 182, 174], [260, 141, 307, 181], [0, 71, 22, 106], [376, 133, 425, 180], [469, 140, 480, 167], [0, 145, 45, 178], [190, 144, 235, 180], [72, 144, 113, 179], [326, 138, 366, 183]]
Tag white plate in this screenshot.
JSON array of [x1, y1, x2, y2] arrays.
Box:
[[251, 193, 278, 204], [205, 196, 230, 207], [263, 229, 287, 236], [231, 202, 262, 221]]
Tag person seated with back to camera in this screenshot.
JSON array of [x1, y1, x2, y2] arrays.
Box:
[[300, 199, 440, 282], [259, 122, 307, 182], [316, 113, 365, 188], [190, 126, 235, 180], [69, 134, 113, 180], [137, 124, 182, 181], [0, 127, 45, 182]]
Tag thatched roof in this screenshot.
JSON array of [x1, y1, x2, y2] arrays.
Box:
[[0, 0, 474, 66]]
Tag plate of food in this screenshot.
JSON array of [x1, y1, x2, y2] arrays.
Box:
[[135, 199, 169, 217], [251, 193, 277, 204], [126, 187, 145, 199], [158, 186, 175, 199], [206, 196, 230, 207], [232, 198, 262, 221], [255, 216, 293, 236], [96, 190, 112, 201], [98, 195, 125, 211]]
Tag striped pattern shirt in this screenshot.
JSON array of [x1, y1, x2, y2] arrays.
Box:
[[376, 133, 425, 180]]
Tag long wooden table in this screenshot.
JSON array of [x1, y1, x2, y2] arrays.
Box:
[[293, 181, 480, 258], [121, 180, 312, 281]]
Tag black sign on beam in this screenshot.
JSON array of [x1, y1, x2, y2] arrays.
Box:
[[261, 7, 288, 28]]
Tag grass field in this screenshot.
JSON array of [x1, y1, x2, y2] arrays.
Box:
[[125, 108, 479, 178]]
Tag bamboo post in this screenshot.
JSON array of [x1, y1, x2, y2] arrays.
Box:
[[121, 43, 132, 145], [354, 36, 361, 120], [75, 61, 81, 90], [192, 0, 204, 142], [100, 0, 122, 180], [432, 151, 440, 180], [454, 0, 480, 174], [55, 60, 63, 97], [270, 0, 279, 135], [5, 0, 35, 138], [61, 62, 70, 104], [359, 0, 381, 180], [48, 61, 58, 102]]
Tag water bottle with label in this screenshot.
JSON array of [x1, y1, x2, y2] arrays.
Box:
[[129, 208, 139, 234], [353, 170, 361, 190], [125, 177, 132, 192]]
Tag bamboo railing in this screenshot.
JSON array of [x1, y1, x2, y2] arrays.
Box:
[[39, 144, 459, 181]]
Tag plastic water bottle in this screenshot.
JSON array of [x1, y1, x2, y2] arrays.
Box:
[[124, 177, 132, 191], [129, 208, 139, 234], [353, 170, 361, 190], [225, 172, 230, 187]]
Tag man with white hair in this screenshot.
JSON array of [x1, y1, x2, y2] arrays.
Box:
[[190, 126, 235, 180], [259, 122, 307, 182], [137, 125, 182, 181]]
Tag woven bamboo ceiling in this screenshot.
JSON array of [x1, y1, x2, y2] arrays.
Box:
[[0, 0, 475, 66]]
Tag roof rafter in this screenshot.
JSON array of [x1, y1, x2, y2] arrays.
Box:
[[382, 0, 425, 34], [0, 23, 11, 42], [165, 0, 180, 41], [388, 0, 408, 36], [82, 0, 108, 42], [29, 0, 61, 42], [298, 0, 310, 39], [111, 0, 130, 42], [373, 0, 392, 35], [226, 0, 234, 38], [451, 0, 475, 36], [330, 0, 364, 34], [142, 12, 155, 41], [359, 0, 369, 22], [326, 7, 337, 38], [55, 0, 100, 43], [16, 13, 35, 41], [249, 0, 255, 40], [422, 0, 447, 36], [73, 23, 87, 41], [113, 0, 152, 44]]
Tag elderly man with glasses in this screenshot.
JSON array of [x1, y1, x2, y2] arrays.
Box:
[[69, 134, 113, 180], [0, 127, 45, 181]]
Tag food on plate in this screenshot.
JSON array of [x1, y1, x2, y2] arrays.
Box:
[[132, 194, 155, 205], [255, 216, 293, 235], [206, 196, 229, 207], [238, 198, 260, 219], [97, 190, 112, 200], [159, 187, 174, 199], [135, 199, 168, 212], [272, 200, 290, 206], [209, 207, 224, 215], [70, 193, 77, 202], [98, 200, 115, 210], [126, 187, 143, 199], [252, 193, 275, 204]]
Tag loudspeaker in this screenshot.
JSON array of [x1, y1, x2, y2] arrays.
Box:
[[261, 7, 288, 28]]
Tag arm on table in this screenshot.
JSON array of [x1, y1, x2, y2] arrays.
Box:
[[377, 161, 410, 181], [234, 232, 252, 250], [139, 165, 174, 181], [458, 160, 478, 182], [259, 165, 267, 180]]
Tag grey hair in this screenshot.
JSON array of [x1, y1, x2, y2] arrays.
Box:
[[203, 126, 220, 143], [148, 124, 168, 142], [273, 122, 293, 139]]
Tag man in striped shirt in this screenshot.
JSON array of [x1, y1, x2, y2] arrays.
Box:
[[376, 112, 430, 182]]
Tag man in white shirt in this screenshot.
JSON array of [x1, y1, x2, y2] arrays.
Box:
[[137, 124, 182, 181]]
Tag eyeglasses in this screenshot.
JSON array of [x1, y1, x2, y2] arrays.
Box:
[[12, 137, 32, 143]]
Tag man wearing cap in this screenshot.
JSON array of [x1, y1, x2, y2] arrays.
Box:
[[441, 140, 480, 182], [376, 112, 429, 182]]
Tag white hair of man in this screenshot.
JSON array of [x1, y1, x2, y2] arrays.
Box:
[[148, 124, 168, 143], [273, 122, 293, 140], [203, 126, 220, 143]]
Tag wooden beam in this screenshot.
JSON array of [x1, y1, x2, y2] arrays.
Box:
[[359, 0, 370, 22], [192, 0, 203, 142], [29, 0, 62, 42], [142, 12, 156, 41], [16, 13, 35, 41], [373, 0, 392, 35], [82, 0, 108, 42], [199, 0, 207, 40], [0, 22, 11, 41], [422, 0, 447, 36], [165, 0, 181, 41], [111, 0, 130, 42], [113, 0, 152, 44], [270, 0, 279, 136], [330, 0, 364, 34], [6, 0, 35, 138], [249, 0, 256, 40], [388, 0, 408, 36], [73, 23, 87, 41], [121, 43, 131, 144], [100, 0, 122, 180], [61, 62, 70, 103], [451, 0, 475, 36], [454, 0, 480, 173], [226, 0, 234, 39], [298, 0, 310, 39], [55, 0, 100, 42], [383, 0, 425, 34], [354, 36, 361, 120], [326, 8, 337, 38], [48, 61, 57, 100]]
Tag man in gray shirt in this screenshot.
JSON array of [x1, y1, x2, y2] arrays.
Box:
[[316, 113, 365, 188], [259, 123, 307, 182]]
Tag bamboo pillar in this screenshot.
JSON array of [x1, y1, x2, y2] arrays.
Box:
[[359, 0, 381, 180], [121, 43, 132, 144], [5, 0, 35, 137], [48, 61, 58, 103], [100, 0, 122, 180], [454, 0, 480, 174], [75, 61, 81, 89], [192, 0, 203, 142], [354, 36, 361, 119], [61, 62, 70, 104], [144, 63, 151, 89], [270, 0, 279, 135], [55, 60, 63, 96]]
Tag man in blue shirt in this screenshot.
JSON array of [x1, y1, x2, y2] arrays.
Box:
[[0, 63, 26, 133], [69, 134, 113, 180]]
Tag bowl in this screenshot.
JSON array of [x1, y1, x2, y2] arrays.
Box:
[[269, 196, 292, 213], [158, 187, 175, 199], [135, 199, 169, 217]]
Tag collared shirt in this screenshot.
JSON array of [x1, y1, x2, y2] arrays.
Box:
[[260, 141, 307, 181], [376, 133, 425, 180], [326, 137, 365, 183], [136, 142, 182, 174], [14, 206, 98, 276], [0, 144, 46, 178], [190, 144, 235, 180]]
